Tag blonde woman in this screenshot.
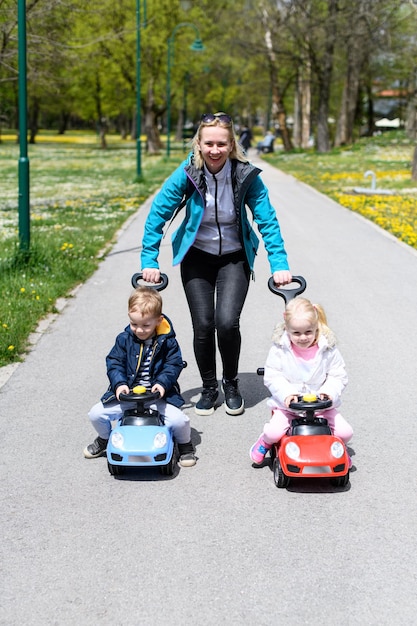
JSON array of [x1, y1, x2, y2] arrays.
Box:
[[142, 112, 291, 417]]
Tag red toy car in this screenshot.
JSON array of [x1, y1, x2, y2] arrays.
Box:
[[270, 394, 350, 489]]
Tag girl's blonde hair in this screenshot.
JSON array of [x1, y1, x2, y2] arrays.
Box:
[[284, 297, 330, 340], [128, 286, 162, 317], [191, 112, 248, 169]]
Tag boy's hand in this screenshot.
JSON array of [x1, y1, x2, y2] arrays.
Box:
[[152, 383, 165, 397], [116, 385, 129, 400]]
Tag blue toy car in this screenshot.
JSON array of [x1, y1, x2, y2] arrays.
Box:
[[107, 388, 177, 477], [106, 271, 177, 477]]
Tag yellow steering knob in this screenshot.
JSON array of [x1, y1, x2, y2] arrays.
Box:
[[132, 385, 147, 394], [302, 393, 317, 402]]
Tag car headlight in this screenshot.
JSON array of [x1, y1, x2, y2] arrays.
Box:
[[285, 441, 300, 460], [153, 432, 167, 449], [331, 441, 345, 458], [110, 431, 124, 449]]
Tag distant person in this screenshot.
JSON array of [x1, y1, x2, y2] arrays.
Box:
[[141, 112, 292, 417], [250, 297, 353, 465], [239, 125, 252, 152], [256, 130, 274, 154], [84, 286, 196, 467]]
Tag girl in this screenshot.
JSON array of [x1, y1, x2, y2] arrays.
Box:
[[250, 297, 353, 465], [141, 112, 291, 417]]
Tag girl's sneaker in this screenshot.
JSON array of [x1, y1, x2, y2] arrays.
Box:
[[250, 436, 271, 464]]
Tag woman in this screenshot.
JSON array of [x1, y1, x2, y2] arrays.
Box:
[[141, 112, 292, 416]]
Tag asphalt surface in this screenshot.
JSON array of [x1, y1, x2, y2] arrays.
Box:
[[1, 150, 417, 625]]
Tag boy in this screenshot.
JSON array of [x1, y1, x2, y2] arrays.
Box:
[[83, 286, 196, 467]]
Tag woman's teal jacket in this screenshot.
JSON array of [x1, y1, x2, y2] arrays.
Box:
[[141, 155, 289, 275]]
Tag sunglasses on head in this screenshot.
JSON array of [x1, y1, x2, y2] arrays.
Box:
[[200, 113, 232, 125]]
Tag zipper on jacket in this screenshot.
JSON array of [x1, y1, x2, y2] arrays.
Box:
[[213, 173, 222, 256]]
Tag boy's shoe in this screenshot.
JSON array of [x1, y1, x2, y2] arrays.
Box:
[[178, 441, 197, 467], [195, 387, 218, 416], [83, 436, 108, 459], [250, 436, 271, 464], [222, 378, 244, 415]]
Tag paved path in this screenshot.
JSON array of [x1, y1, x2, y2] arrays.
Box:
[[1, 151, 417, 625]]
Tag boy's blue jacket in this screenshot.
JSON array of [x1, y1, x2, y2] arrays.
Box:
[[141, 155, 289, 275], [101, 314, 184, 407]]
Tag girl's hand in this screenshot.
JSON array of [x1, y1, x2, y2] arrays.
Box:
[[116, 385, 129, 400], [152, 383, 165, 397], [319, 393, 332, 401], [142, 268, 161, 284], [273, 270, 292, 286], [285, 394, 298, 407]]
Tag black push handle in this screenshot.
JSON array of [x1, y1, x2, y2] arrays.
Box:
[[131, 272, 169, 291], [267, 275, 307, 304]]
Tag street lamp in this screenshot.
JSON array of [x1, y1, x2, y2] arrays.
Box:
[[17, 0, 30, 251], [166, 23, 204, 157], [136, 0, 147, 177]]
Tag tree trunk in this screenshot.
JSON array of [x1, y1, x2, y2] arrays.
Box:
[[313, 0, 338, 153], [144, 84, 163, 154], [29, 96, 40, 144], [94, 74, 107, 149], [412, 146, 417, 182], [293, 63, 311, 150], [259, 1, 293, 151], [58, 111, 70, 135], [335, 7, 369, 147]]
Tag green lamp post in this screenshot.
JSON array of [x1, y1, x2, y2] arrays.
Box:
[[136, 0, 147, 177], [17, 0, 30, 251], [166, 23, 204, 157]]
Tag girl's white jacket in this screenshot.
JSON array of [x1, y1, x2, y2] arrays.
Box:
[[264, 324, 348, 413]]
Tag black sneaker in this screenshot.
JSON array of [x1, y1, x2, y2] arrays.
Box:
[[195, 386, 218, 416], [83, 436, 108, 459], [178, 441, 197, 467], [222, 378, 244, 415]]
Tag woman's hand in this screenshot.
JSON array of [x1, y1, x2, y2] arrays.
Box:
[[272, 270, 292, 286], [142, 268, 161, 284]]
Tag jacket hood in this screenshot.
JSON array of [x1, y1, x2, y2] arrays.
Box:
[[272, 322, 337, 350]]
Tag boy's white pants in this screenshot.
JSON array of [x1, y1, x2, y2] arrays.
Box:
[[88, 398, 191, 443]]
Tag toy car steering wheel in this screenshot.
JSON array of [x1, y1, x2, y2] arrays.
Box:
[[119, 389, 161, 403], [268, 275, 306, 303], [131, 272, 169, 291], [289, 395, 332, 411]]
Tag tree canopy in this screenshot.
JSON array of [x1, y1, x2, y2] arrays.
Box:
[[1, 0, 417, 155]]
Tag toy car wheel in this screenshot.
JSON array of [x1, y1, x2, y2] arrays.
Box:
[[330, 472, 350, 488], [269, 445, 276, 462], [273, 457, 290, 489], [159, 451, 177, 476], [108, 462, 124, 476]]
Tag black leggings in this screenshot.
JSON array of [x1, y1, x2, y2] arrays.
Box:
[[180, 247, 250, 387]]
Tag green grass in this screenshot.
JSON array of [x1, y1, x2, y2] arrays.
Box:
[[265, 131, 417, 247], [1, 130, 417, 368], [0, 134, 185, 367]]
